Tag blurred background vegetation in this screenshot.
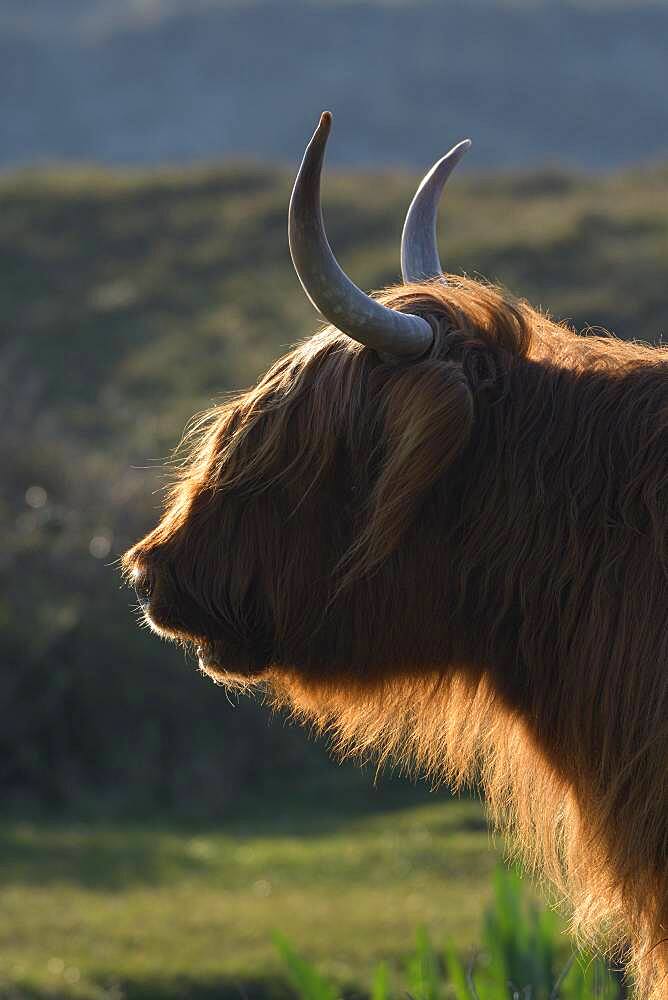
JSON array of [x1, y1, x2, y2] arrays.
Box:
[[1, 0, 666, 996]]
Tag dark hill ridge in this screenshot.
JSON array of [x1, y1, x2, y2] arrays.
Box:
[[3, 1, 668, 170]]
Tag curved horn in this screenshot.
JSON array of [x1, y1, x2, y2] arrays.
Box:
[[289, 112, 433, 359], [400, 139, 471, 283]]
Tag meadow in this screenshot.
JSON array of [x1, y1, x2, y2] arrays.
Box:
[[1, 156, 664, 997], [0, 794, 500, 999]]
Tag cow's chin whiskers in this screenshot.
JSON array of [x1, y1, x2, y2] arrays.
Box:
[[141, 609, 188, 644], [138, 607, 268, 690], [139, 608, 172, 638], [197, 660, 262, 693], [195, 640, 269, 692]]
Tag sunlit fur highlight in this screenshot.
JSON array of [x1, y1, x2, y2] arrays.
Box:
[[124, 276, 667, 999]]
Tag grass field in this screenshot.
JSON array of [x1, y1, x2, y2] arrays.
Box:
[[0, 794, 509, 1000]]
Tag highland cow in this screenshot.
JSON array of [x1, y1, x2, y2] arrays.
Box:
[[123, 113, 668, 998]]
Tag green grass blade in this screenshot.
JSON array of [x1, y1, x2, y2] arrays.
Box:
[[406, 926, 441, 1000], [371, 961, 390, 1000], [273, 932, 338, 1000], [443, 942, 471, 1000]]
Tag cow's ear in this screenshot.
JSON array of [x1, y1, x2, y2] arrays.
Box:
[[342, 359, 474, 583]]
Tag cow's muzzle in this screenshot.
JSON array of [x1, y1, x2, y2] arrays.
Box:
[[131, 564, 154, 610]]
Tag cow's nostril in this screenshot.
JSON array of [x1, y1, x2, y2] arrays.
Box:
[[132, 566, 153, 608]]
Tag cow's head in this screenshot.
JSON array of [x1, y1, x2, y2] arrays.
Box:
[[122, 112, 534, 697]]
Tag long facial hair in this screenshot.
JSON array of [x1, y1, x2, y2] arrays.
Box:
[[124, 276, 668, 999]]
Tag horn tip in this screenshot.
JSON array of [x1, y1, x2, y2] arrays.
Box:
[[318, 110, 333, 133]]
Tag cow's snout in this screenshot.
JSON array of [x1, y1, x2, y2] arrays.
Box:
[[124, 551, 200, 641], [131, 563, 154, 609]]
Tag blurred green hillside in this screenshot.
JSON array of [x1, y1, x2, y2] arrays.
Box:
[[1, 159, 666, 812]]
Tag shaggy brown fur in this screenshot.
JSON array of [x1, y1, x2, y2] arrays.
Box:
[[123, 276, 668, 999]]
